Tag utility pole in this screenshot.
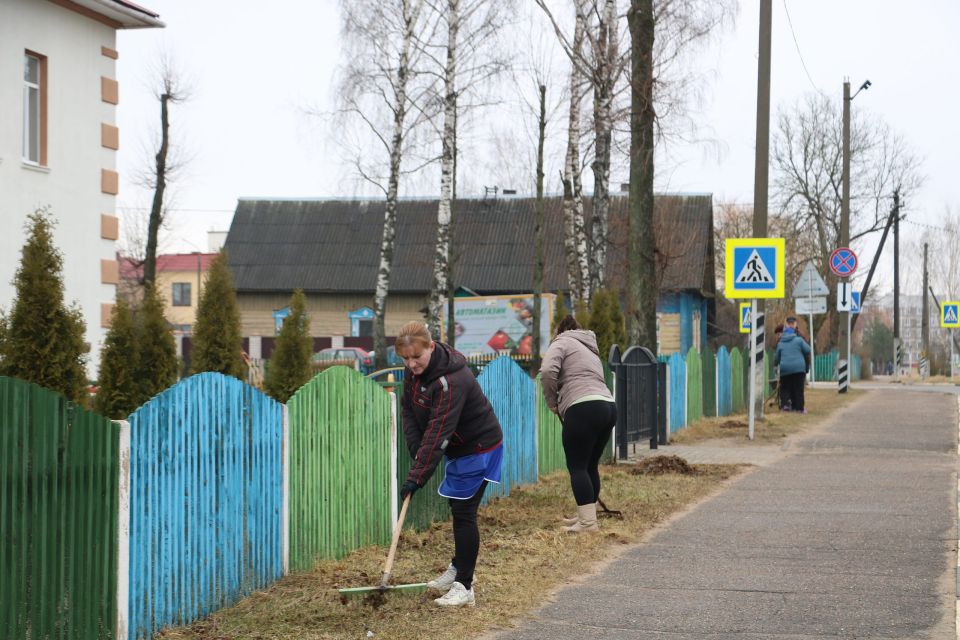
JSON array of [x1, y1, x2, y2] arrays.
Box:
[[921, 243, 929, 376], [838, 80, 851, 384], [893, 190, 901, 379], [751, 0, 772, 420]]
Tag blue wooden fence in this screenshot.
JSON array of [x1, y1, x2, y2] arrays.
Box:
[[716, 346, 732, 416], [667, 352, 686, 432], [477, 357, 537, 500], [128, 373, 284, 640]]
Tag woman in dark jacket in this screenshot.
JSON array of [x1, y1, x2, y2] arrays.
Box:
[[397, 321, 503, 607]]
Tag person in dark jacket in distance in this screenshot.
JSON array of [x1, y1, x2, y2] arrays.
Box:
[[396, 321, 503, 607], [540, 315, 616, 533], [775, 316, 812, 412]]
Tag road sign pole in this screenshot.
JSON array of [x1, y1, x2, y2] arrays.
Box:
[[951, 329, 955, 380], [846, 308, 852, 387], [808, 269, 815, 383], [748, 298, 757, 441]]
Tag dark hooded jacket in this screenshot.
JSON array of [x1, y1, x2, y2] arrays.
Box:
[[401, 342, 503, 487]]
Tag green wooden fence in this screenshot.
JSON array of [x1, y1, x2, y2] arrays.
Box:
[[731, 347, 745, 413], [702, 346, 717, 418], [0, 376, 120, 640], [685, 348, 703, 424], [535, 375, 566, 475], [287, 366, 393, 568]]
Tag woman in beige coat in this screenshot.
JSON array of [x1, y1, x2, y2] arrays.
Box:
[[540, 315, 617, 532]]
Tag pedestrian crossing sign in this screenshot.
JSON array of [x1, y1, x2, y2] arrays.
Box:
[[941, 302, 960, 328], [725, 238, 786, 299], [739, 302, 752, 334]]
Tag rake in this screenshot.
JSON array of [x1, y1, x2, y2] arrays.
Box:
[[338, 495, 428, 598]]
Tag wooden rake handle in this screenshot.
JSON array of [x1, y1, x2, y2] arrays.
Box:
[[380, 494, 411, 588]]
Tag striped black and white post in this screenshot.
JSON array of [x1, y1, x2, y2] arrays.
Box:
[[838, 359, 849, 393], [894, 338, 902, 380], [748, 303, 764, 440], [919, 356, 929, 379]]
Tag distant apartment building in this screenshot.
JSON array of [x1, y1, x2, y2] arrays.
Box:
[[0, 0, 163, 378]]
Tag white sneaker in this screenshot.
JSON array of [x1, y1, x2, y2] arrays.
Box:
[[427, 563, 458, 590], [433, 581, 475, 607]]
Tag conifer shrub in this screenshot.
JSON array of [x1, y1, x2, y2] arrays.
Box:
[[136, 282, 178, 402], [264, 289, 312, 402], [191, 250, 245, 378], [95, 298, 140, 418], [0, 210, 88, 403]]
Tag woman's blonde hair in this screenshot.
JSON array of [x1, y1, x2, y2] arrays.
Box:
[[395, 321, 433, 351]]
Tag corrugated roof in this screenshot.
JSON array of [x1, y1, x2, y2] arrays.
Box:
[[224, 194, 714, 296]]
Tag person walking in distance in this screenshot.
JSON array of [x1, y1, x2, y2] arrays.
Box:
[[775, 316, 812, 413], [540, 315, 617, 533], [396, 321, 503, 607]]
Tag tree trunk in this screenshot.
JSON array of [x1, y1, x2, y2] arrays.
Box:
[[627, 0, 656, 349], [144, 92, 170, 286], [373, 0, 416, 370], [533, 84, 547, 372], [588, 0, 617, 296], [447, 93, 459, 348], [562, 0, 589, 305], [428, 0, 459, 338]]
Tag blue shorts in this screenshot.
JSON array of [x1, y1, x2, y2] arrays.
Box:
[[438, 443, 503, 500]]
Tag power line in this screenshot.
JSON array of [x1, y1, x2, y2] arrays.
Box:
[[117, 206, 235, 214], [781, 0, 826, 97], [902, 218, 960, 236]]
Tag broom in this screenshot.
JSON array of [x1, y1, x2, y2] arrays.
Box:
[[338, 495, 428, 597]]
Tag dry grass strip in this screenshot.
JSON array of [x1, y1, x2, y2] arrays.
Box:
[[157, 463, 744, 640]]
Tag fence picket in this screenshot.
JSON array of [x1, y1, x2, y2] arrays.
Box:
[[535, 375, 565, 476], [288, 366, 392, 568], [731, 348, 745, 413], [0, 376, 119, 640], [685, 348, 702, 424], [477, 358, 537, 501], [668, 353, 686, 431], [716, 347, 732, 416], [702, 346, 716, 418], [128, 373, 283, 639]]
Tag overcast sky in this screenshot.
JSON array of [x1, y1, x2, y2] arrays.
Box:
[[116, 0, 960, 294]]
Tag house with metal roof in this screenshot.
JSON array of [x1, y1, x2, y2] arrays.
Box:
[[223, 193, 716, 355]]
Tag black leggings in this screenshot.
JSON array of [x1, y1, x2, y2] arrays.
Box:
[[780, 372, 806, 411], [562, 400, 617, 506], [448, 480, 487, 590]]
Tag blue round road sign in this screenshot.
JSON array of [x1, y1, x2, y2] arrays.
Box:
[[829, 247, 857, 277]]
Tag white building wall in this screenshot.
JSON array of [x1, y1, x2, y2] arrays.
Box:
[[0, 0, 120, 379]]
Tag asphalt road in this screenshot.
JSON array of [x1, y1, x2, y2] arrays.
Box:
[[492, 388, 958, 639]]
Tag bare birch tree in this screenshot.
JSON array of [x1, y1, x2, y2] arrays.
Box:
[[335, 0, 439, 368], [425, 0, 513, 336], [772, 93, 922, 349]]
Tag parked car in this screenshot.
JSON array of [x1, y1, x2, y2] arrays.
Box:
[[366, 345, 405, 369], [311, 347, 374, 374]]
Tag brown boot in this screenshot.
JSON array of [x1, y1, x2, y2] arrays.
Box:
[[564, 503, 599, 533]]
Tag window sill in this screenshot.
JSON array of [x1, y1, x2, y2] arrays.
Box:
[[21, 161, 50, 174]]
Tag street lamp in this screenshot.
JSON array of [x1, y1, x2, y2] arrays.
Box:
[[839, 78, 870, 392]]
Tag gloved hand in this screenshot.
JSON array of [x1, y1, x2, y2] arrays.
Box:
[[400, 480, 419, 501]]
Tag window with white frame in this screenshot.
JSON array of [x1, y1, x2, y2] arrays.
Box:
[[23, 52, 44, 164], [172, 282, 192, 307]]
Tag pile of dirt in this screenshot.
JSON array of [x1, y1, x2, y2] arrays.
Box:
[[631, 455, 700, 476], [719, 420, 747, 429]]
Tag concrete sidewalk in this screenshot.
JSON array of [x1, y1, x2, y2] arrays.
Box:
[[493, 388, 958, 639]]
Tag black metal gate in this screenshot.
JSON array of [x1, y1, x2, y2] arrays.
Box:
[[608, 344, 667, 459]]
